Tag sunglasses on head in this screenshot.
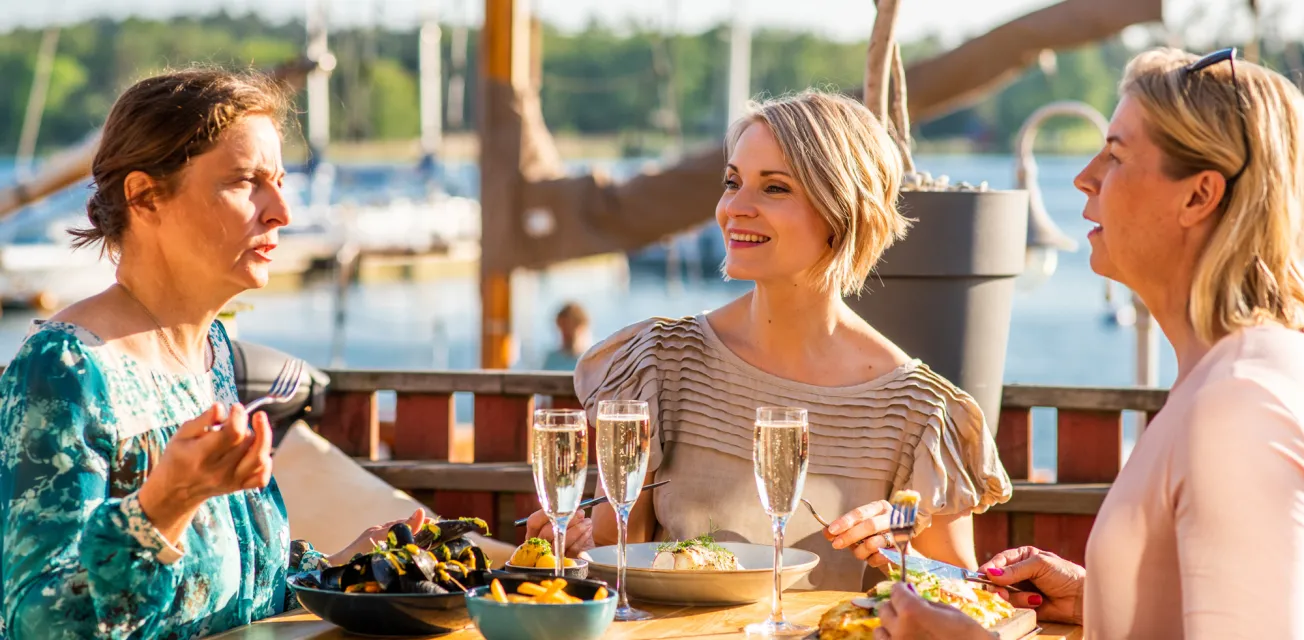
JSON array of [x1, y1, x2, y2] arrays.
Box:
[[1181, 47, 1252, 183]]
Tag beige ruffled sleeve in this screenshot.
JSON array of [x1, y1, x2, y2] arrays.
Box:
[[573, 318, 668, 474], [896, 368, 1012, 531]]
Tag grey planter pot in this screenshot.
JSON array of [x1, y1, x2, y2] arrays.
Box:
[[846, 190, 1029, 432]]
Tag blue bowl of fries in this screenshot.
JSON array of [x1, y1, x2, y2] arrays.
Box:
[[464, 574, 617, 640]]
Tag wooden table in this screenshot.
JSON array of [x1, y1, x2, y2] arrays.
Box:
[[211, 592, 1082, 639]]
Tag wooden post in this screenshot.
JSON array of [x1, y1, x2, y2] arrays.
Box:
[[864, 0, 901, 119], [479, 0, 531, 369], [996, 407, 1033, 481], [319, 392, 379, 459]]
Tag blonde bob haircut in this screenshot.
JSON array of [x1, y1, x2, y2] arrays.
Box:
[[1120, 48, 1304, 343], [724, 90, 911, 297]]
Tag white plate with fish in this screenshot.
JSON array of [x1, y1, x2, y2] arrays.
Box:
[[581, 535, 820, 606]]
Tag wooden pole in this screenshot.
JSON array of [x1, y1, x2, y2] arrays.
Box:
[[888, 42, 915, 173], [864, 0, 901, 120], [479, 0, 530, 369]]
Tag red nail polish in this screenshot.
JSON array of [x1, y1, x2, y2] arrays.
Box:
[[1028, 594, 1043, 606], [906, 583, 917, 594], [988, 567, 1004, 577]]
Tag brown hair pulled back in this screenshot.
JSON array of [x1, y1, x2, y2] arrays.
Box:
[[69, 67, 292, 258]]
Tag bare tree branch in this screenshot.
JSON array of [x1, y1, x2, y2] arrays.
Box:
[[903, 0, 1163, 122]]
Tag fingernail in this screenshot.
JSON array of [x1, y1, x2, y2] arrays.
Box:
[[832, 540, 844, 550], [1028, 594, 1043, 606], [987, 567, 1004, 576], [906, 583, 916, 594], [829, 525, 842, 535]]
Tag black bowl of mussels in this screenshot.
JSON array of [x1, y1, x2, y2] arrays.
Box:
[[287, 517, 497, 637]]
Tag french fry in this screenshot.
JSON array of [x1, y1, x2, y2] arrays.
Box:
[[542, 578, 567, 600], [488, 578, 602, 604], [517, 582, 549, 597]]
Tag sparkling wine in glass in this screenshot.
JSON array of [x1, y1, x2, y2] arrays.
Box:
[[745, 406, 812, 637], [596, 399, 653, 621], [531, 409, 588, 577]]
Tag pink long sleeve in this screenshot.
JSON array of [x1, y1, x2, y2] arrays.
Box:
[[1176, 378, 1304, 639], [1085, 325, 1304, 640]]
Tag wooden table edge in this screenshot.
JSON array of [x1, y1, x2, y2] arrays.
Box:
[[209, 590, 1083, 639]]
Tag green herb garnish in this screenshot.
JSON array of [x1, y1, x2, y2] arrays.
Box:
[[655, 531, 728, 554]]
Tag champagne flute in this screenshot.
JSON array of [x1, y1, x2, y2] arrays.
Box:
[[531, 408, 589, 578], [596, 399, 654, 622], [745, 407, 813, 637]]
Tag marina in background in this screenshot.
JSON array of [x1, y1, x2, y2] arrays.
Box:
[[5, 153, 1174, 477]]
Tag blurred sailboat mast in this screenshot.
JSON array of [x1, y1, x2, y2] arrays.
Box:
[[419, 1, 444, 184], [725, 0, 751, 126], [17, 27, 61, 181], [305, 0, 335, 180], [446, 1, 470, 130]]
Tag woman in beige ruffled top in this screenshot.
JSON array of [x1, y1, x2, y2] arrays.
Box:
[[526, 90, 1012, 591]]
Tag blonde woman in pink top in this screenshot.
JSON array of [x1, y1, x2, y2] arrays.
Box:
[[875, 47, 1304, 640]]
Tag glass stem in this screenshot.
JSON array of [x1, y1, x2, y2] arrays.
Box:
[[554, 515, 570, 579], [616, 504, 631, 609], [771, 515, 787, 623]]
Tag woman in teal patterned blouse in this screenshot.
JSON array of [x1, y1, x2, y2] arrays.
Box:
[[0, 69, 418, 639]]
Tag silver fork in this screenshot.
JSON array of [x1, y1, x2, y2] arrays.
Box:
[[888, 492, 919, 585], [205, 358, 305, 432], [800, 498, 830, 527]]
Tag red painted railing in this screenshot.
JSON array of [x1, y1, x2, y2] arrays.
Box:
[[316, 370, 1166, 562]]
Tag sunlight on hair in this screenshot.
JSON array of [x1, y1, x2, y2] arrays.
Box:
[[1120, 48, 1304, 343]]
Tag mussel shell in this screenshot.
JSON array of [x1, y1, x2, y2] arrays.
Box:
[[370, 551, 406, 592], [429, 544, 452, 562], [460, 546, 490, 571], [409, 580, 448, 595], [412, 522, 440, 549], [407, 549, 440, 582], [387, 522, 416, 548], [413, 518, 490, 550], [433, 561, 471, 591], [442, 537, 473, 560], [320, 557, 371, 591]]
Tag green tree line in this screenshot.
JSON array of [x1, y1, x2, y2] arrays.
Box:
[[0, 12, 1299, 156]]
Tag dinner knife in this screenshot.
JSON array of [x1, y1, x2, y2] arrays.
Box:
[[879, 549, 1025, 592], [513, 479, 670, 527]]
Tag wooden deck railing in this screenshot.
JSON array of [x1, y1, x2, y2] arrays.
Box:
[[316, 369, 1168, 563], [976, 385, 1166, 566]]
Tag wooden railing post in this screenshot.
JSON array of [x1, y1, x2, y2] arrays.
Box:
[[1057, 410, 1123, 483], [319, 391, 379, 459], [995, 407, 1033, 481], [975, 405, 1033, 564], [1025, 408, 1124, 566], [473, 394, 535, 462], [394, 392, 456, 460], [474, 393, 535, 541], [392, 391, 456, 517]]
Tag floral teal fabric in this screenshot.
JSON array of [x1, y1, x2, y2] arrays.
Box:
[[0, 320, 327, 639]]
